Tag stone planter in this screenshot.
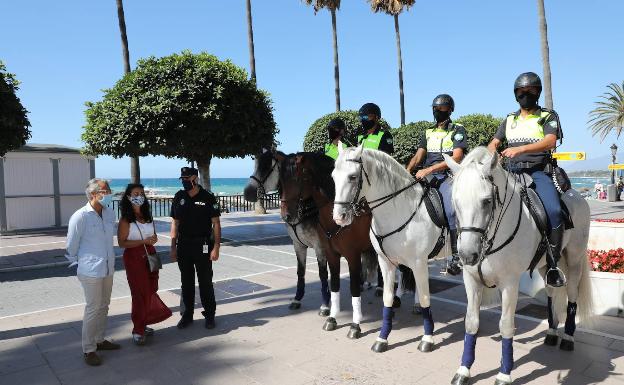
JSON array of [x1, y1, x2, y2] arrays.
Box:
[[590, 271, 624, 317], [588, 221, 624, 251]]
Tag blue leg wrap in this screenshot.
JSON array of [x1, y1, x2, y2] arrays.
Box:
[[564, 302, 577, 336], [547, 296, 555, 329], [500, 337, 514, 375], [421, 306, 434, 335], [321, 279, 330, 306], [461, 333, 477, 369], [379, 306, 394, 340], [295, 277, 305, 301]]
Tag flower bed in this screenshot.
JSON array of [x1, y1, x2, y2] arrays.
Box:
[[588, 248, 624, 317], [592, 218, 624, 223], [588, 248, 624, 273]]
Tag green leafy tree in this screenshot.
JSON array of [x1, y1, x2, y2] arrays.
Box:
[[368, 0, 415, 126], [303, 110, 390, 152], [588, 82, 624, 140], [83, 51, 277, 191], [392, 121, 430, 165], [0, 61, 31, 156], [304, 0, 342, 111], [454, 113, 504, 150]]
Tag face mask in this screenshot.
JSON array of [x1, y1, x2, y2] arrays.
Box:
[[182, 179, 195, 191], [433, 110, 450, 123], [98, 194, 113, 208], [360, 118, 375, 131], [515, 92, 539, 109], [129, 195, 145, 206]]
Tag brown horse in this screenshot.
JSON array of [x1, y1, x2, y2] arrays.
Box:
[[280, 152, 378, 339]]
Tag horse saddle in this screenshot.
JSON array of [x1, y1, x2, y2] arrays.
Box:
[[518, 173, 574, 233], [422, 183, 448, 229]]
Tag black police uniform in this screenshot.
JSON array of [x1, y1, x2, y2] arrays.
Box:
[[171, 185, 220, 321]]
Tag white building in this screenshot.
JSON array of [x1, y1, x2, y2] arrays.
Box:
[[0, 144, 95, 233]]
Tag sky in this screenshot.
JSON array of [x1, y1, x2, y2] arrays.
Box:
[[2, 0, 623, 178]]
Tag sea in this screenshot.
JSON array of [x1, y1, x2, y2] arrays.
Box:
[[108, 176, 612, 197]]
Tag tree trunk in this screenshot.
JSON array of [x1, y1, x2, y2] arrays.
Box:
[[196, 156, 212, 192], [394, 14, 405, 126], [331, 8, 341, 112], [246, 0, 257, 83], [537, 0, 553, 109], [115, 0, 140, 183]]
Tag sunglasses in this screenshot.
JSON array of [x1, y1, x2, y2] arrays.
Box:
[[359, 115, 371, 121]]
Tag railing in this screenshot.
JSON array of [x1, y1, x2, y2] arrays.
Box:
[[112, 192, 280, 219]]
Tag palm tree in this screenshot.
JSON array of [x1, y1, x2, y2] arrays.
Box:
[[588, 82, 624, 140], [115, 0, 140, 183], [304, 0, 342, 112], [369, 0, 415, 126], [537, 0, 553, 109]]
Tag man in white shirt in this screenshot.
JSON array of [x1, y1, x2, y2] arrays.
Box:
[[66, 178, 120, 366]]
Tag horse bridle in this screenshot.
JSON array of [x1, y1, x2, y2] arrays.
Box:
[[249, 154, 279, 197], [333, 158, 370, 216], [279, 156, 316, 227]]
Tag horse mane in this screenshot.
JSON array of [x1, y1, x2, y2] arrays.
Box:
[[280, 152, 336, 200], [451, 146, 500, 200], [357, 148, 414, 193], [461, 146, 493, 167]]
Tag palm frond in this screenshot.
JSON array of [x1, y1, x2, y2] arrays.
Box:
[[303, 0, 340, 13], [368, 0, 416, 15], [588, 81, 624, 141]]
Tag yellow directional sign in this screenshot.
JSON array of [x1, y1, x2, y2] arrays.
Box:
[[608, 164, 624, 170], [552, 152, 586, 161]]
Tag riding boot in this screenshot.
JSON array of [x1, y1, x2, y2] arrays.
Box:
[[446, 229, 462, 276], [546, 225, 566, 287]]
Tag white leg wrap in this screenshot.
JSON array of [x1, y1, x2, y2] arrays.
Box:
[[376, 337, 388, 343], [561, 333, 574, 341], [547, 328, 557, 336], [495, 372, 512, 384], [329, 291, 340, 318], [352, 296, 362, 325], [457, 366, 470, 378], [421, 334, 434, 344]]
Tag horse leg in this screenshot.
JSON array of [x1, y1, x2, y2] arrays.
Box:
[[289, 243, 307, 310], [411, 259, 434, 353], [371, 257, 396, 353], [322, 251, 341, 331], [540, 265, 560, 347], [347, 253, 363, 339], [317, 256, 331, 317], [494, 283, 520, 385], [560, 254, 582, 351], [452, 274, 483, 385], [413, 284, 422, 315]]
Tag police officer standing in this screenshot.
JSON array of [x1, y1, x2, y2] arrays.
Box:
[[170, 167, 222, 328], [488, 72, 566, 287], [406, 94, 467, 275], [357, 103, 394, 155], [324, 118, 348, 160]]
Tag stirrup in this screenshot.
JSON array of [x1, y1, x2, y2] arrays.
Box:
[[545, 267, 567, 287]]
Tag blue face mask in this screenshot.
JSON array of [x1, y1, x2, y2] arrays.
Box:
[[98, 194, 113, 208]]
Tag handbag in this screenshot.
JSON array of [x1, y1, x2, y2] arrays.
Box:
[[136, 222, 162, 272]]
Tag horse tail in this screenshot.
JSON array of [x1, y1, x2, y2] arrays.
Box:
[[361, 248, 378, 285], [480, 286, 501, 309], [576, 254, 595, 327]]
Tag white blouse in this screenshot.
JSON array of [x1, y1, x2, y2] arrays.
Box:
[[128, 221, 156, 241]]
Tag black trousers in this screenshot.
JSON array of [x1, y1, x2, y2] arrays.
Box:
[[177, 240, 216, 319]]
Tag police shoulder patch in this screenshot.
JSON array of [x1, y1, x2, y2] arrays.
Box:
[[386, 138, 393, 144], [548, 120, 558, 129], [180, 198, 185, 206], [454, 133, 464, 141], [213, 203, 220, 210]]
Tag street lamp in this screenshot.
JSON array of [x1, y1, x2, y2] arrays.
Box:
[[611, 143, 618, 185]]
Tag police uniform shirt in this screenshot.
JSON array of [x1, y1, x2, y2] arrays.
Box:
[[418, 121, 467, 173], [358, 128, 395, 155], [494, 108, 559, 168], [170, 187, 220, 240]]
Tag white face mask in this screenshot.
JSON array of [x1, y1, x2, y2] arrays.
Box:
[[129, 195, 145, 206]]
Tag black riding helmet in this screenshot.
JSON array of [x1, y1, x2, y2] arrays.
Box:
[[326, 117, 346, 132], [432, 94, 455, 112], [514, 72, 542, 95], [358, 103, 381, 118]]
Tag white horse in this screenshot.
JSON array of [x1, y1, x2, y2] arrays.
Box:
[[444, 148, 593, 385], [244, 150, 331, 316], [332, 145, 448, 353]]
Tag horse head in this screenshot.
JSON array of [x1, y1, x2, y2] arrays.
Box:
[[244, 148, 285, 202], [279, 153, 314, 224], [444, 147, 501, 266], [332, 144, 365, 226]]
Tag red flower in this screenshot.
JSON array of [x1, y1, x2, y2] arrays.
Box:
[[587, 248, 624, 273], [592, 218, 624, 223]]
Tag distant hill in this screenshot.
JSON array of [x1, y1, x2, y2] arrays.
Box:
[[562, 151, 623, 172]]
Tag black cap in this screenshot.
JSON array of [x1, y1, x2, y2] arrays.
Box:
[[326, 118, 346, 132], [432, 94, 455, 112], [359, 103, 381, 118], [514, 72, 542, 94], [180, 167, 198, 178]]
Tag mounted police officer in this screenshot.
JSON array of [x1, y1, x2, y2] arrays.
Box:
[[406, 94, 467, 275], [487, 72, 566, 287], [324, 118, 348, 161], [357, 103, 394, 155]]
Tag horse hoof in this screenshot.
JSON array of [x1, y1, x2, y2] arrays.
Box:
[[375, 287, 383, 297], [392, 296, 402, 308], [451, 373, 470, 385], [371, 340, 388, 353], [418, 340, 434, 353], [412, 304, 423, 315], [559, 339, 574, 351], [323, 317, 337, 331], [494, 379, 511, 385], [347, 324, 361, 339], [289, 301, 301, 310], [544, 333, 558, 346], [318, 308, 330, 317]]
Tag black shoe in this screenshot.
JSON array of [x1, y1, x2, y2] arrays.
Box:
[[205, 318, 216, 329], [446, 255, 462, 276], [177, 317, 193, 329]]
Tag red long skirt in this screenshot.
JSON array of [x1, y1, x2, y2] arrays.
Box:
[[123, 245, 172, 335]]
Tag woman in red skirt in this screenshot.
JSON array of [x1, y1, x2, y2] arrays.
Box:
[[117, 184, 172, 345]]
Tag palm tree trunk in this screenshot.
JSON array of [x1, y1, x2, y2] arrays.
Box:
[[331, 8, 341, 112], [115, 0, 140, 183], [246, 0, 257, 83], [394, 14, 405, 126], [537, 0, 553, 109], [196, 156, 212, 192]]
